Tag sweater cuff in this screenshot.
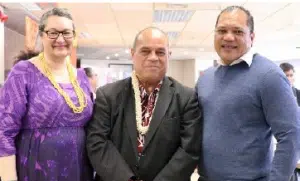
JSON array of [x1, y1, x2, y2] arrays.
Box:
[[0, 155, 17, 181]]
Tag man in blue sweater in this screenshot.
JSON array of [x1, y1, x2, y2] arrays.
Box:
[[196, 5, 300, 181]]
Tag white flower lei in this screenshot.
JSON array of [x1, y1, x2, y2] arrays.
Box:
[[131, 71, 150, 135]]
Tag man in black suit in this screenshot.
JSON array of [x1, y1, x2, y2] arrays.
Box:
[[86, 27, 202, 181], [280, 62, 300, 181]]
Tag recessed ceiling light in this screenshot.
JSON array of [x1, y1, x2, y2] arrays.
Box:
[[115, 53, 119, 57], [125, 49, 130, 54], [106, 56, 110, 60]]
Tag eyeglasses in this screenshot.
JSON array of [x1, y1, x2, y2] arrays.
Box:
[[44, 30, 75, 39]]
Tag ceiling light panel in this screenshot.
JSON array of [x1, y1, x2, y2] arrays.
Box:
[[153, 10, 195, 22], [20, 3, 41, 11], [167, 32, 180, 39]]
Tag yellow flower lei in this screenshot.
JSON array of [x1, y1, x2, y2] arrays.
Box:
[[39, 52, 87, 113]]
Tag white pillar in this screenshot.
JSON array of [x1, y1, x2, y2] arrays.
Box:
[[0, 6, 4, 84]]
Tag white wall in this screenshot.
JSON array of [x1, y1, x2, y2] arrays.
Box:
[[195, 59, 214, 81], [4, 27, 25, 70], [182, 59, 196, 88], [167, 59, 196, 88], [4, 27, 25, 80], [253, 44, 300, 62], [167, 59, 184, 84]]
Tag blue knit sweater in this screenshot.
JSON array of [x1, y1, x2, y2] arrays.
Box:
[[196, 54, 300, 181]]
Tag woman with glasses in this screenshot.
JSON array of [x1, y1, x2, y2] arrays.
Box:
[[0, 8, 94, 181]]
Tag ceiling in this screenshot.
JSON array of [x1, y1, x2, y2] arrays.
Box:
[[1, 2, 300, 61]]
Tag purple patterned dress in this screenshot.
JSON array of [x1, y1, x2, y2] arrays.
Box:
[[0, 61, 94, 181]]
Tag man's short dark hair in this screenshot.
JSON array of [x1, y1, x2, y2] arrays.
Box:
[[280, 63, 294, 72], [83, 67, 94, 78], [215, 5, 254, 33]]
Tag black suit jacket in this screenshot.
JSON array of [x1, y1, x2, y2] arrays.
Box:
[[86, 76, 202, 181], [292, 87, 300, 106]]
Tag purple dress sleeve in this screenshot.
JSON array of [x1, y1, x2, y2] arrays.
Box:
[[0, 63, 28, 156]]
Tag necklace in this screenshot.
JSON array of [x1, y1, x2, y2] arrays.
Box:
[[39, 52, 87, 113], [132, 71, 150, 135]]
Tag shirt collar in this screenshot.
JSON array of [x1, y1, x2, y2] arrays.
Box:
[[217, 48, 255, 67], [139, 80, 163, 97]]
